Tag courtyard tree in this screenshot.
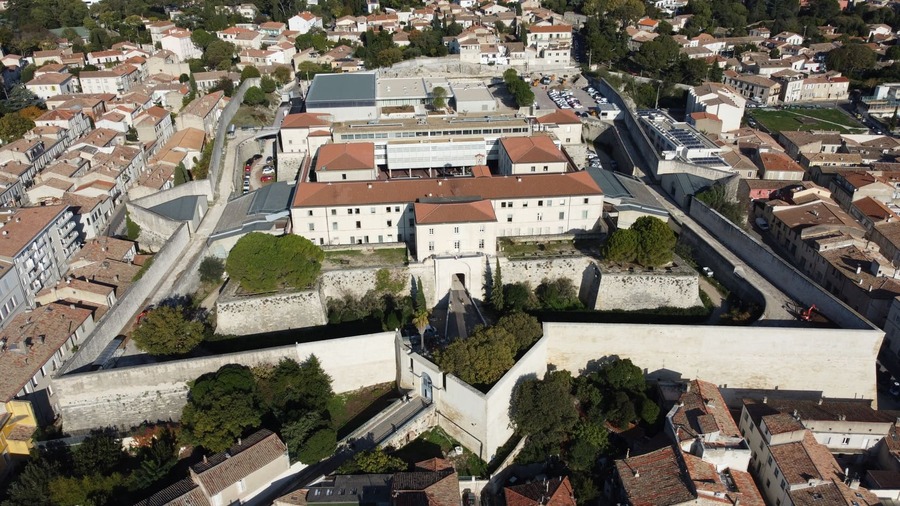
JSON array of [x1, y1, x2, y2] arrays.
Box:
[[490, 259, 504, 310], [339, 447, 407, 474], [495, 312, 542, 352], [180, 364, 262, 452], [199, 256, 225, 285], [632, 216, 676, 267], [243, 86, 267, 106], [436, 326, 516, 386], [603, 228, 639, 263], [132, 305, 205, 356], [510, 370, 579, 463], [226, 233, 324, 292], [273, 66, 293, 85], [260, 75, 277, 93], [431, 86, 447, 110]]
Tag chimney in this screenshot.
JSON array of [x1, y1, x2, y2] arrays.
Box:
[[818, 397, 824, 405], [238, 437, 242, 446], [203, 455, 207, 464], [633, 470, 639, 478], [856, 265, 862, 274], [850, 479, 860, 490], [762, 396, 768, 404]]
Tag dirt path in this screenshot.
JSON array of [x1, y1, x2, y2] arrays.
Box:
[[699, 277, 727, 323]]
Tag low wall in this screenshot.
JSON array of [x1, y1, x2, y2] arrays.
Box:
[[59, 224, 192, 374], [500, 256, 594, 291], [54, 332, 396, 432], [131, 180, 214, 208], [215, 284, 328, 335], [320, 265, 412, 301], [688, 199, 875, 330], [126, 203, 181, 252], [544, 322, 881, 404]]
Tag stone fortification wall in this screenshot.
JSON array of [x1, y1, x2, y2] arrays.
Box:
[[544, 322, 881, 403], [215, 285, 327, 335], [55, 332, 396, 432], [319, 266, 412, 301], [688, 199, 875, 330], [60, 224, 192, 374]]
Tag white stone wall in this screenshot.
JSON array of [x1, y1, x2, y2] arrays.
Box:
[[216, 289, 327, 335], [55, 332, 397, 432], [544, 322, 881, 402]]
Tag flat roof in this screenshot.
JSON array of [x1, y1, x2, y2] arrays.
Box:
[[307, 72, 376, 104], [450, 81, 494, 103], [378, 77, 427, 99]]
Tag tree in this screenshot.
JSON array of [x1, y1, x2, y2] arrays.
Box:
[[257, 356, 333, 422], [204, 39, 236, 69], [0, 112, 34, 143], [495, 312, 542, 352], [631, 216, 676, 267], [126, 126, 138, 142], [73, 429, 125, 477], [413, 310, 430, 339], [209, 76, 234, 97], [603, 228, 639, 263], [282, 412, 327, 463], [49, 473, 125, 506], [296, 427, 337, 464], [191, 28, 216, 50], [243, 85, 267, 106], [241, 65, 261, 82], [132, 305, 205, 355], [536, 278, 582, 310], [339, 447, 407, 474], [415, 277, 427, 311], [227, 233, 324, 292], [436, 325, 516, 386], [199, 256, 225, 284], [490, 259, 504, 310], [825, 43, 877, 77], [431, 85, 447, 109], [2, 457, 58, 506], [18, 105, 44, 121], [181, 364, 261, 452], [20, 63, 36, 83], [174, 162, 189, 185], [260, 75, 277, 93], [634, 35, 681, 76], [125, 211, 141, 240], [504, 282, 536, 312], [511, 370, 579, 463], [273, 65, 293, 85]]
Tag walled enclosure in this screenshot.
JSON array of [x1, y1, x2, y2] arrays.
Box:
[[54, 332, 397, 432], [216, 254, 700, 334]]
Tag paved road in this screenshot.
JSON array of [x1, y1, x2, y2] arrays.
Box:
[[445, 277, 484, 341], [148, 130, 257, 304]]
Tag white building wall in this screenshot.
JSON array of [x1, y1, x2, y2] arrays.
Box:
[[415, 221, 497, 259]]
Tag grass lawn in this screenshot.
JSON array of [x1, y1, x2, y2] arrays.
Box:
[[328, 382, 398, 439], [750, 108, 867, 134], [499, 238, 575, 258], [391, 427, 488, 477], [230, 105, 274, 128]]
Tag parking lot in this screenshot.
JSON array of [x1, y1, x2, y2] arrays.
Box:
[[530, 74, 608, 116]]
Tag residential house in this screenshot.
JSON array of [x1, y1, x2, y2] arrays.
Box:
[[133, 106, 174, 155], [279, 112, 332, 155], [722, 70, 781, 106], [0, 303, 95, 423], [136, 429, 290, 506], [754, 150, 806, 181], [779, 131, 844, 158], [0, 399, 37, 479], [288, 11, 323, 34], [177, 91, 226, 137], [505, 477, 575, 506], [534, 109, 583, 145], [161, 28, 202, 62], [498, 136, 568, 175], [146, 20, 177, 45], [78, 64, 142, 96], [686, 82, 746, 133], [24, 73, 76, 101]]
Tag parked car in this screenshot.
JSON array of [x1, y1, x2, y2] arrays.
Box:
[[244, 164, 252, 173], [701, 266, 714, 277], [262, 166, 275, 175], [261, 175, 274, 182], [755, 217, 770, 231]]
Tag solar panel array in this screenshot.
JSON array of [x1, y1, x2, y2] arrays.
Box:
[[692, 157, 727, 166]]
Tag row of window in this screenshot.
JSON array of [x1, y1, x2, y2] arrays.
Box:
[[427, 239, 485, 252], [337, 126, 529, 141]]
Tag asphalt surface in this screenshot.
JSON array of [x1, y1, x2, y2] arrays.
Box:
[[445, 276, 484, 341]]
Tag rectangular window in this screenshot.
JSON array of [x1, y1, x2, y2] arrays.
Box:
[[408, 218, 414, 226], [454, 226, 459, 234], [308, 223, 315, 231], [581, 210, 589, 219], [523, 202, 528, 208], [331, 209, 337, 215], [386, 206, 392, 213], [429, 228, 434, 235], [537, 213, 543, 221], [453, 240, 460, 250], [501, 202, 507, 208], [507, 215, 513, 222], [583, 198, 589, 204], [347, 209, 353, 215], [356, 221, 361, 229], [332, 222, 338, 230], [530, 166, 536, 172], [842, 437, 851, 445], [307, 210, 313, 216], [395, 206, 400, 212], [538, 200, 543, 207], [428, 241, 434, 251], [370, 207, 376, 214], [387, 220, 392, 227], [559, 212, 565, 220], [479, 224, 485, 232], [543, 165, 549, 171], [355, 208, 360, 214], [767, 455, 773, 466], [478, 239, 484, 249]]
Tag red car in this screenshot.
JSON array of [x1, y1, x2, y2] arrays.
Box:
[[244, 164, 252, 173], [261, 175, 274, 182]]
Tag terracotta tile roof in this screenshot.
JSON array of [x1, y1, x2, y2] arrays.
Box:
[[790, 481, 880, 506], [73, 237, 134, 263], [472, 165, 491, 177], [69, 258, 140, 292], [854, 196, 897, 221], [315, 142, 375, 172], [415, 458, 453, 472], [669, 379, 741, 441], [504, 477, 575, 506], [0, 205, 69, 258], [772, 200, 863, 233], [414, 199, 496, 225], [762, 413, 806, 435], [293, 171, 602, 208], [770, 431, 840, 485], [134, 478, 210, 506], [535, 109, 580, 125], [0, 303, 93, 402], [190, 429, 287, 496], [758, 151, 805, 173], [392, 469, 460, 506], [500, 136, 567, 164], [615, 446, 695, 506], [282, 112, 332, 128], [780, 130, 843, 149], [25, 73, 73, 85]]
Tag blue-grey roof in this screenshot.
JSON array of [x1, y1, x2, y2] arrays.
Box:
[[589, 168, 667, 214], [306, 73, 377, 104], [305, 474, 393, 504], [149, 195, 204, 222], [669, 172, 714, 197], [209, 182, 294, 243]]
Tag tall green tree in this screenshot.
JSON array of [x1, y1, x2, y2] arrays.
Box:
[[132, 305, 205, 355], [632, 216, 676, 267], [415, 277, 427, 310], [0, 112, 34, 143], [180, 364, 262, 452], [490, 259, 504, 310], [511, 370, 579, 463], [436, 325, 516, 386]]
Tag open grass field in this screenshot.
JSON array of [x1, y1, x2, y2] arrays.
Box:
[[750, 107, 867, 134]]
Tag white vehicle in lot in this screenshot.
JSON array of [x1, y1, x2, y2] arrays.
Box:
[[262, 166, 275, 175]]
